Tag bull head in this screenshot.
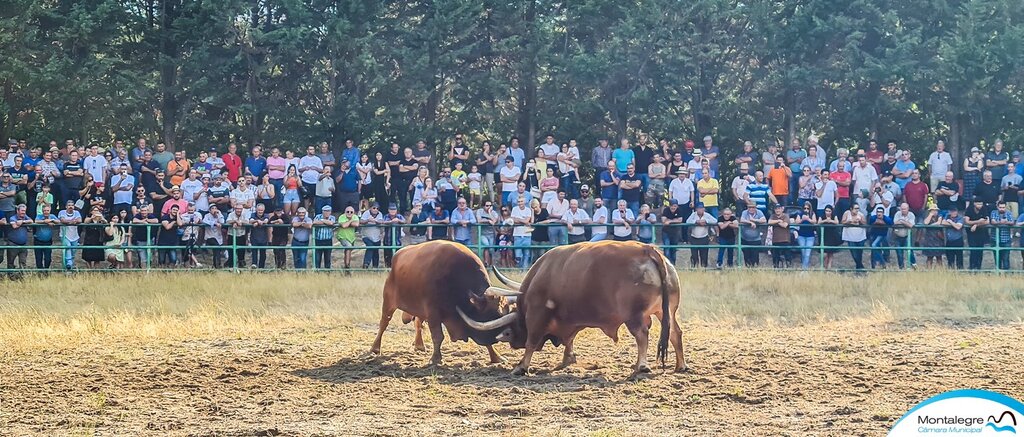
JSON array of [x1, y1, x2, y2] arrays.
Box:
[[457, 307, 517, 332]]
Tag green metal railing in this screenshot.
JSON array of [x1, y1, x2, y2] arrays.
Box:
[[0, 221, 1020, 273]]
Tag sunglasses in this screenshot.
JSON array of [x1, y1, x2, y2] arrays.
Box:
[[484, 204, 493, 207]]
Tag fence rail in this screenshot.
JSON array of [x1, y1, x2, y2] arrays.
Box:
[[0, 221, 1021, 273]]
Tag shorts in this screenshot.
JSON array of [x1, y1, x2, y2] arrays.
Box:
[[470, 188, 481, 196], [283, 189, 300, 203], [339, 239, 356, 248], [479, 235, 494, 248]]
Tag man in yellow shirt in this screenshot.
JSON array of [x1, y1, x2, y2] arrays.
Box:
[[696, 164, 720, 217]]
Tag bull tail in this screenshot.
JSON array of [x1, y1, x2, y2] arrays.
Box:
[[645, 245, 671, 368]]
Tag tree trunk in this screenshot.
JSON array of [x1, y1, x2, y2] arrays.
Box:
[[158, 0, 179, 151], [1, 79, 13, 143], [784, 87, 796, 146], [515, 0, 538, 155], [949, 113, 963, 168]]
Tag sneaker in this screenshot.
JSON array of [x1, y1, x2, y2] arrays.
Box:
[[250, 264, 257, 269], [194, 262, 204, 268]]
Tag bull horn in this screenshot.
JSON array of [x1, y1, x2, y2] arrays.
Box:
[[491, 266, 522, 289], [485, 286, 522, 297], [457, 307, 518, 331]]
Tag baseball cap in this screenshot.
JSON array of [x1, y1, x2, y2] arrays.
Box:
[[1014, 151, 1021, 157], [388, 203, 398, 210], [322, 205, 332, 211], [208, 146, 217, 152], [505, 156, 514, 162], [669, 199, 679, 206], [702, 135, 712, 142], [971, 147, 981, 153], [676, 168, 688, 175], [371, 201, 380, 208], [580, 184, 590, 191], [201, 174, 210, 179]]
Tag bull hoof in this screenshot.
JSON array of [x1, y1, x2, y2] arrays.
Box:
[[552, 355, 576, 371], [674, 365, 689, 373], [636, 365, 652, 374], [370, 347, 381, 355], [489, 356, 506, 365], [413, 343, 426, 352], [511, 366, 529, 376]]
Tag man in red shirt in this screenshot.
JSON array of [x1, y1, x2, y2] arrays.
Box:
[[222, 143, 243, 183], [903, 169, 929, 220], [831, 165, 852, 217], [864, 140, 884, 175]]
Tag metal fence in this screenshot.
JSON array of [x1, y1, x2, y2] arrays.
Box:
[[0, 221, 1021, 273]]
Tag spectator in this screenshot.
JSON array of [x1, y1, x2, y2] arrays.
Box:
[[450, 198, 477, 246], [559, 141, 581, 200], [34, 183, 54, 217], [578, 184, 595, 215], [793, 202, 817, 269], [245, 145, 267, 180], [696, 167, 720, 217], [745, 170, 772, 216], [539, 166, 559, 207], [686, 151, 704, 179], [208, 147, 226, 178], [597, 159, 619, 208], [814, 170, 837, 217], [903, 170, 929, 219], [785, 139, 806, 197], [222, 143, 243, 184], [289, 207, 312, 269], [397, 147, 420, 212], [179, 203, 202, 268], [892, 151, 916, 190], [841, 204, 868, 271], [510, 195, 533, 268], [381, 203, 404, 267], [767, 204, 792, 268], [830, 148, 852, 173], [475, 200, 499, 265], [357, 202, 383, 267], [927, 140, 953, 189], [660, 200, 685, 263], [852, 154, 879, 212], [739, 202, 766, 267], [609, 199, 635, 242], [716, 207, 738, 268], [731, 164, 751, 211], [299, 146, 324, 209], [990, 201, 1014, 270], [864, 140, 884, 174], [335, 205, 359, 268], [612, 139, 634, 174], [761, 142, 778, 176], [871, 183, 896, 217], [686, 203, 717, 267], [266, 147, 287, 209], [83, 144, 109, 186], [636, 204, 657, 244], [157, 204, 181, 267], [336, 159, 361, 212], [55, 200, 82, 270], [427, 202, 450, 241], [797, 166, 818, 211], [943, 207, 965, 269], [476, 142, 496, 203], [413, 140, 433, 174], [499, 157, 521, 206], [831, 162, 853, 217], [867, 206, 892, 269], [131, 203, 159, 268], [669, 168, 695, 216], [309, 205, 336, 269], [767, 155, 791, 206], [530, 198, 550, 260], [315, 165, 336, 213], [563, 199, 591, 244], [225, 205, 249, 268], [369, 152, 391, 208], [545, 190, 569, 245], [986, 140, 1009, 181], [619, 164, 642, 214], [324, 141, 342, 173], [818, 206, 841, 269], [407, 203, 428, 245], [1002, 163, 1022, 218], [62, 150, 85, 204], [30, 204, 56, 269], [150, 142, 173, 170], [667, 152, 685, 178], [962, 147, 985, 207], [734, 141, 758, 168], [507, 138, 525, 173], [934, 171, 960, 217], [248, 203, 270, 269], [103, 212, 129, 269], [801, 146, 825, 174], [892, 203, 917, 269], [700, 136, 720, 174], [919, 205, 945, 267], [357, 153, 374, 210], [974, 170, 999, 212], [167, 150, 190, 187], [591, 139, 612, 187], [267, 206, 289, 269], [964, 198, 990, 270], [278, 165, 300, 217], [109, 163, 135, 218]]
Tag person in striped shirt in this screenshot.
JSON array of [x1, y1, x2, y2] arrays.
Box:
[[313, 205, 337, 269], [745, 170, 773, 216]]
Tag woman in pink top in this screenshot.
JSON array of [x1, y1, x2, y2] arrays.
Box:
[[539, 166, 559, 207]]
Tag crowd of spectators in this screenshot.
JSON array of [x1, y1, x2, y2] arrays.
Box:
[[1, 134, 1023, 272]]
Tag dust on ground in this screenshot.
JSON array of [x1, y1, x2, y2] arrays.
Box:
[[3, 319, 1020, 436]]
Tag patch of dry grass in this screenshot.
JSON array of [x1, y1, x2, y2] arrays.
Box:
[[1, 270, 1021, 352]]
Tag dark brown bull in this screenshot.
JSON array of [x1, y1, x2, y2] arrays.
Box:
[[462, 240, 686, 375], [370, 240, 517, 365]]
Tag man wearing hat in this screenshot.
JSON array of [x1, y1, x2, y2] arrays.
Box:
[[312, 204, 337, 269], [660, 198, 685, 264], [669, 167, 695, 217], [964, 196, 990, 270], [577, 184, 594, 216], [686, 149, 703, 180], [990, 200, 1015, 270], [942, 206, 965, 269]]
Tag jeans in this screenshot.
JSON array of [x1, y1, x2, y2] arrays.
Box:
[[742, 239, 761, 266], [270, 178, 284, 209], [626, 201, 640, 216], [662, 231, 680, 264], [968, 238, 986, 270], [362, 237, 381, 268], [589, 233, 607, 242], [705, 206, 719, 218], [34, 239, 52, 269], [292, 239, 309, 269], [690, 236, 710, 267], [797, 235, 816, 268], [226, 234, 246, 268], [62, 237, 80, 269], [946, 239, 964, 269], [771, 241, 790, 268], [847, 240, 865, 270], [514, 236, 531, 268], [547, 226, 567, 246], [893, 234, 917, 268], [315, 196, 332, 215], [870, 235, 888, 268], [251, 247, 267, 269], [561, 173, 579, 200], [716, 236, 735, 267], [315, 239, 333, 269], [159, 249, 178, 266]]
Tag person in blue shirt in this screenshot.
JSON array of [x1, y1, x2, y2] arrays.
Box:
[[244, 145, 267, 179], [449, 198, 477, 245], [342, 139, 360, 173], [33, 204, 58, 269], [7, 204, 32, 269], [427, 203, 450, 241], [507, 137, 526, 170], [611, 139, 635, 173], [868, 206, 893, 269], [598, 160, 619, 206]]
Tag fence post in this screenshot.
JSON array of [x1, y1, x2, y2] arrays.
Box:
[[994, 230, 1001, 273], [736, 233, 743, 269], [906, 227, 912, 269], [232, 232, 238, 273], [146, 224, 152, 272], [819, 225, 825, 269]]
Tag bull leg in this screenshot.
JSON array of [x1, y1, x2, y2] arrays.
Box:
[[670, 307, 687, 373], [485, 345, 504, 364], [626, 319, 651, 374], [413, 318, 426, 352], [427, 320, 445, 366], [552, 329, 581, 371], [370, 301, 398, 355], [512, 331, 547, 376]]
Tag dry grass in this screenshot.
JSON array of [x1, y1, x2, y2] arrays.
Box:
[[1, 270, 1022, 352]]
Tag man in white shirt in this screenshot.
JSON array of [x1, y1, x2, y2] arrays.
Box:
[[509, 195, 533, 268], [686, 203, 719, 268], [539, 134, 560, 167], [851, 154, 879, 212], [230, 177, 256, 219], [892, 202, 917, 269], [180, 169, 204, 206], [927, 140, 953, 190], [83, 144, 108, 183], [562, 199, 591, 244], [731, 164, 752, 210], [298, 145, 324, 207], [499, 157, 522, 205], [669, 168, 695, 208], [814, 169, 838, 216], [546, 190, 570, 244], [611, 199, 636, 241], [589, 197, 609, 242]]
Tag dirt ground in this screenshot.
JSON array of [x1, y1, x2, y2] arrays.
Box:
[[3, 318, 1022, 436]]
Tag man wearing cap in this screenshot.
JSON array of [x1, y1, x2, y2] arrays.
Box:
[[943, 206, 965, 269], [577, 184, 594, 215], [381, 203, 405, 267], [964, 197, 990, 270], [686, 149, 703, 180], [110, 163, 135, 218], [990, 200, 1014, 270], [700, 135, 719, 174], [358, 202, 384, 267], [681, 139, 696, 164], [207, 147, 225, 178], [449, 197, 477, 246], [290, 207, 313, 269], [312, 205, 337, 269], [669, 168, 695, 217], [660, 199, 684, 263], [732, 163, 752, 211], [927, 140, 953, 190], [160, 185, 188, 216]]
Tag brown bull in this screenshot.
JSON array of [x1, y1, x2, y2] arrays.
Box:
[[370, 240, 517, 365], [462, 240, 686, 375]]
